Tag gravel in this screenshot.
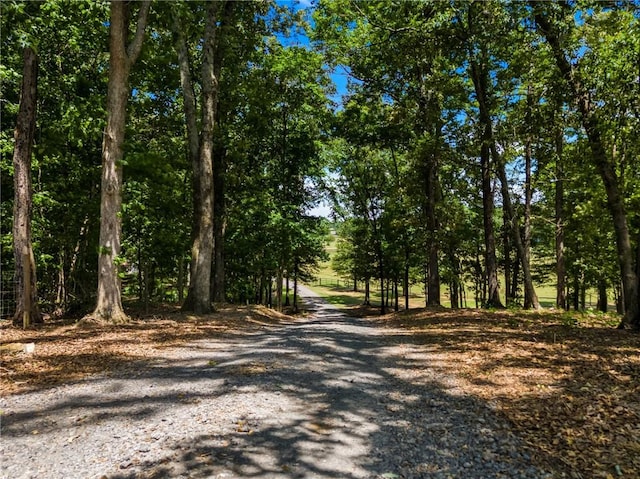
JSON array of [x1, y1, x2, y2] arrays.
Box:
[[0, 286, 553, 479]]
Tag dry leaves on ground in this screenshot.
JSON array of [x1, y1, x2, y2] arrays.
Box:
[[2, 303, 638, 478], [0, 304, 295, 396], [369, 308, 640, 479]]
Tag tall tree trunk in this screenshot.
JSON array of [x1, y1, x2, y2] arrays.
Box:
[[293, 265, 298, 312], [494, 150, 540, 310], [183, 1, 233, 313], [425, 153, 440, 306], [450, 248, 461, 309], [471, 55, 538, 310], [394, 278, 399, 312], [285, 275, 290, 307], [90, 1, 150, 323], [379, 266, 385, 315], [177, 254, 186, 303], [597, 279, 608, 313], [512, 244, 520, 302], [555, 118, 566, 310], [404, 251, 410, 310], [364, 279, 370, 306], [503, 208, 512, 305], [470, 60, 503, 309], [172, 13, 201, 296], [12, 46, 42, 326], [212, 145, 226, 303], [573, 272, 580, 311], [523, 86, 535, 309], [276, 268, 283, 311], [418, 82, 441, 307], [534, 11, 639, 328]]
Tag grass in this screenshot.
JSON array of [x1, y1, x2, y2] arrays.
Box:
[[305, 282, 427, 310], [313, 232, 621, 314]]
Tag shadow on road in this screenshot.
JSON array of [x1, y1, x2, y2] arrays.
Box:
[[1, 292, 551, 479]]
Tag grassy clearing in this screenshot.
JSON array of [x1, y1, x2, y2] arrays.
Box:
[[305, 282, 427, 310], [315, 232, 617, 312]]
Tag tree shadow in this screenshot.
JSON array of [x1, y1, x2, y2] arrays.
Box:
[[1, 302, 559, 478], [368, 308, 640, 477]]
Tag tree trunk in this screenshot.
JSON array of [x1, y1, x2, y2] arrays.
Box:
[[394, 279, 399, 312], [512, 244, 520, 302], [503, 208, 512, 305], [495, 151, 540, 310], [212, 145, 226, 303], [555, 119, 566, 310], [472, 55, 538, 310], [522, 86, 535, 309], [12, 46, 42, 326], [293, 265, 298, 312], [177, 254, 186, 303], [418, 86, 441, 307], [184, 3, 226, 313], [182, 1, 234, 314], [56, 250, 65, 309], [450, 249, 461, 309], [404, 258, 410, 310], [597, 279, 608, 313], [364, 279, 370, 306], [379, 271, 385, 315], [173, 12, 201, 294], [534, 11, 639, 328], [276, 268, 283, 311], [90, 1, 150, 323], [425, 155, 440, 306], [285, 275, 290, 307], [573, 271, 580, 311], [470, 60, 503, 309]]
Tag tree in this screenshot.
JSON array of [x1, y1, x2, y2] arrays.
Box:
[[463, 2, 504, 309], [88, 1, 150, 322], [174, 1, 237, 313], [12, 46, 42, 326], [533, 3, 639, 328]]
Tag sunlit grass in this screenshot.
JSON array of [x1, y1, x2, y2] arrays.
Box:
[[313, 234, 618, 312]]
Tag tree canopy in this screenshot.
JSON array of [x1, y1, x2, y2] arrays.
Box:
[[1, 0, 638, 329]]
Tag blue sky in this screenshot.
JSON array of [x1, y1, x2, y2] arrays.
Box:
[[277, 0, 345, 218], [276, 0, 350, 106]]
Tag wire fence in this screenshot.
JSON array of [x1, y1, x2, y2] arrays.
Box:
[[1, 270, 16, 320]]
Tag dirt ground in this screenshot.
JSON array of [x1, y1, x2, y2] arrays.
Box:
[[1, 304, 639, 478]]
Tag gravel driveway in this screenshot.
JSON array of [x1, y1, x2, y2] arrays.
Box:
[[1, 286, 551, 479]]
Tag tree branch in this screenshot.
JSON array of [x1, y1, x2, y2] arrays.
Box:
[[126, 0, 151, 64]]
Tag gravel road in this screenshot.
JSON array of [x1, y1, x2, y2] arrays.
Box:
[[1, 286, 552, 479]]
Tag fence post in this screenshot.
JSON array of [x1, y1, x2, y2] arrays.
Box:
[[23, 246, 30, 329]]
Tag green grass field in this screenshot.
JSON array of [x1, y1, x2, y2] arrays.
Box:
[[308, 233, 616, 311]]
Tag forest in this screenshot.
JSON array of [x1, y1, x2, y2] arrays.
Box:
[[2, 0, 640, 330]]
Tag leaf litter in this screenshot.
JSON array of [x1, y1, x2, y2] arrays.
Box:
[[368, 307, 640, 479], [1, 303, 638, 478]]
